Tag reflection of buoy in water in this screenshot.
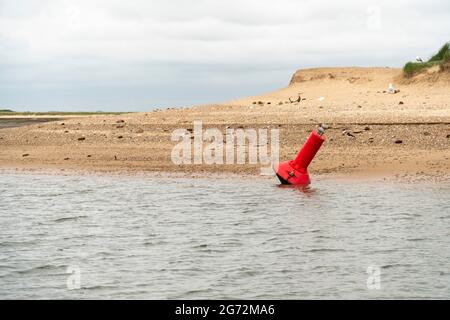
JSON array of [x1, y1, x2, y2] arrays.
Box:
[[274, 124, 326, 185]]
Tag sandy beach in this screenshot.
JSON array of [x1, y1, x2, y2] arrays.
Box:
[[1, 67, 449, 180]]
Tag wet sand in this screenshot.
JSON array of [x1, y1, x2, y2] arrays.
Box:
[[0, 118, 66, 129], [0, 67, 449, 180]]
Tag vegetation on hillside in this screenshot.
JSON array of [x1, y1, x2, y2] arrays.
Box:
[[403, 42, 450, 76]]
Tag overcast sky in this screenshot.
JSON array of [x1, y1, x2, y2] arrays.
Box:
[[0, 0, 449, 111]]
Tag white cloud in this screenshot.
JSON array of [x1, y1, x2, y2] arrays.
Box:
[[0, 0, 449, 110]]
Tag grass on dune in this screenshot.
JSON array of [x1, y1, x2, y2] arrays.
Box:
[[403, 60, 442, 75], [428, 42, 450, 62], [403, 42, 450, 76]]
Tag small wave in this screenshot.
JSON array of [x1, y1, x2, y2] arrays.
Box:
[[381, 263, 415, 270], [0, 240, 38, 247], [311, 265, 340, 272], [391, 216, 415, 221], [53, 215, 88, 223], [261, 236, 278, 244], [371, 248, 399, 254], [316, 235, 333, 239], [239, 270, 260, 277], [81, 284, 120, 291], [183, 288, 213, 295], [305, 248, 346, 253], [143, 240, 168, 246], [265, 248, 285, 254], [192, 244, 208, 249], [406, 238, 429, 242], [14, 264, 65, 275], [305, 229, 321, 233]]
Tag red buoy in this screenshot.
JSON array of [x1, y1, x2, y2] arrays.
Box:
[[274, 125, 326, 185]]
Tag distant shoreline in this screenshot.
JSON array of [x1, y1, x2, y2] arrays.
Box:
[[0, 117, 66, 129], [0, 112, 134, 127], [0, 111, 132, 117]]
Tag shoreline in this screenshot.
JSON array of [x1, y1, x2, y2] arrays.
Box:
[[1, 164, 449, 185]]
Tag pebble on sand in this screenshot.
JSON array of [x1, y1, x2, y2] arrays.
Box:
[[342, 130, 355, 138], [395, 139, 403, 144]]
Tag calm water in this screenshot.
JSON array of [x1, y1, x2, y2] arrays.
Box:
[[0, 118, 61, 129], [0, 173, 449, 299]]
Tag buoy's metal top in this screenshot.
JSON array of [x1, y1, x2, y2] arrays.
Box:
[[317, 123, 328, 136]]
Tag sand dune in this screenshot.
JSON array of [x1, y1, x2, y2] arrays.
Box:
[[227, 67, 449, 124], [0, 67, 449, 180]]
